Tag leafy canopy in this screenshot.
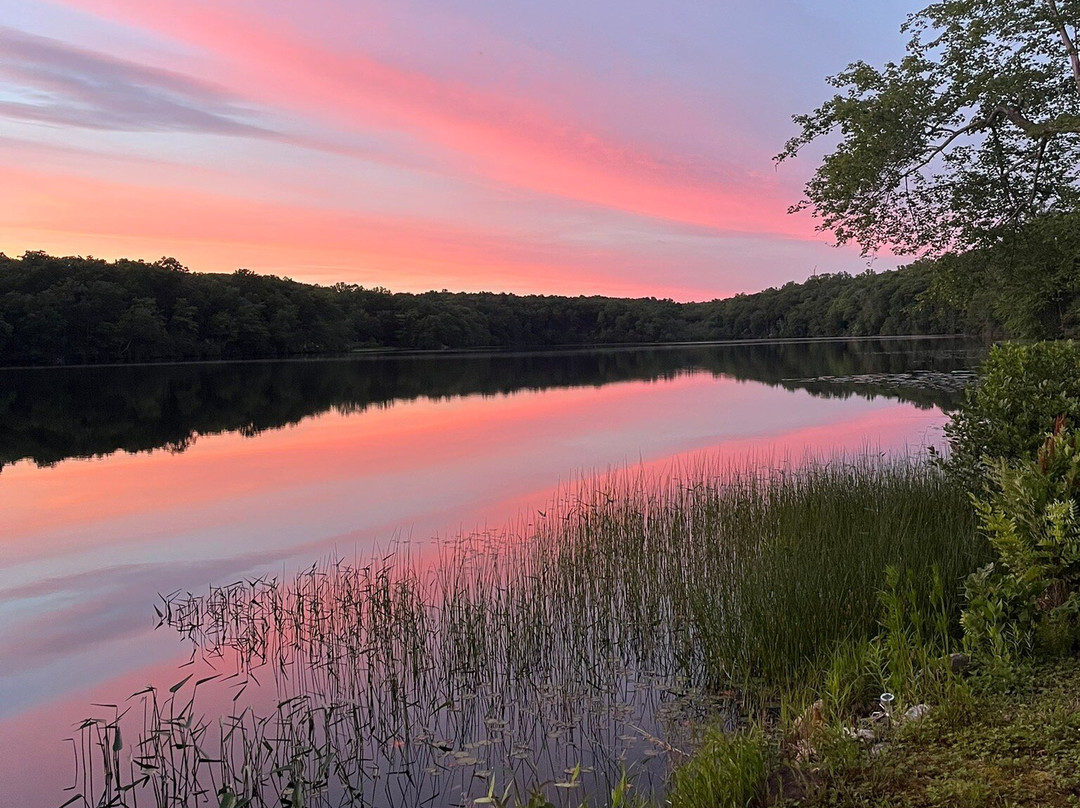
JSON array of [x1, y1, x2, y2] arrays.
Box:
[[942, 340, 1080, 486], [778, 0, 1080, 255]]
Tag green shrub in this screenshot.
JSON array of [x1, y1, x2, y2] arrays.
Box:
[[961, 426, 1080, 669], [943, 341, 1080, 487]]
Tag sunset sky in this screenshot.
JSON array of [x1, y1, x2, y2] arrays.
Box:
[[1, 1, 916, 299]]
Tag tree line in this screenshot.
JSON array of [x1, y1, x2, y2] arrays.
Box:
[[0, 251, 973, 365]]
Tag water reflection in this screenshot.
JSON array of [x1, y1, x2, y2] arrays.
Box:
[[0, 338, 980, 470], [0, 338, 983, 807]]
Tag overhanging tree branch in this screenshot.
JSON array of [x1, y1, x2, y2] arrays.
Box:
[[1043, 0, 1080, 93], [904, 114, 996, 177], [994, 103, 1080, 138], [779, 1, 1080, 256]]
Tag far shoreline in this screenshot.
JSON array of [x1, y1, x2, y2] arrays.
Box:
[[0, 333, 976, 373]]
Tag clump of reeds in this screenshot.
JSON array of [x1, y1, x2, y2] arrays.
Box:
[[69, 453, 984, 808]]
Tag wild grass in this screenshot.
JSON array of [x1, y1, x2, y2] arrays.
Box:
[[69, 453, 984, 808], [531, 457, 983, 689], [665, 726, 770, 808]]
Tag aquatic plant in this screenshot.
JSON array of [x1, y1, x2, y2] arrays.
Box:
[[68, 454, 983, 807]]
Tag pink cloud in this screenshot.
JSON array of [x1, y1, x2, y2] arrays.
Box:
[[51, 0, 810, 239]]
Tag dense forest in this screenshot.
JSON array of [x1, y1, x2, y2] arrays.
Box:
[[0, 252, 977, 365]]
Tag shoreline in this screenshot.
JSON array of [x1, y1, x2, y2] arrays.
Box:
[[0, 333, 976, 372]]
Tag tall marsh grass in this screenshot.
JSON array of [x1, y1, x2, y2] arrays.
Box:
[[71, 454, 984, 808], [511, 456, 983, 688]]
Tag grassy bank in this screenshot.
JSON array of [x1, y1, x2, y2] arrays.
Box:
[[659, 340, 1080, 808], [791, 657, 1080, 807]]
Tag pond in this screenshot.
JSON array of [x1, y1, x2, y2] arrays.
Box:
[[0, 337, 983, 807]]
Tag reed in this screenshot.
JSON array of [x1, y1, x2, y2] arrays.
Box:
[[69, 453, 984, 808]]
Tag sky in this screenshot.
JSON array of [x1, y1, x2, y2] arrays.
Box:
[[0, 0, 918, 299]]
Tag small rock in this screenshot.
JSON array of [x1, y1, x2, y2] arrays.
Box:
[[949, 652, 970, 674], [793, 738, 816, 763], [904, 703, 932, 722], [792, 699, 825, 741], [842, 726, 876, 742]]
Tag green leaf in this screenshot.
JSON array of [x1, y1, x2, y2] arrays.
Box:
[[169, 674, 194, 693]]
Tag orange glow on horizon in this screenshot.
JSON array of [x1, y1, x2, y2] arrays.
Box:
[[0, 163, 752, 299]]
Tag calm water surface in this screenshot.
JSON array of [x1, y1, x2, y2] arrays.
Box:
[[0, 338, 982, 806]]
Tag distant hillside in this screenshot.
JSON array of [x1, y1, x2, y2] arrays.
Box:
[[0, 251, 970, 365]]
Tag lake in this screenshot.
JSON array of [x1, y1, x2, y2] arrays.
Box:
[[0, 337, 983, 807]]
